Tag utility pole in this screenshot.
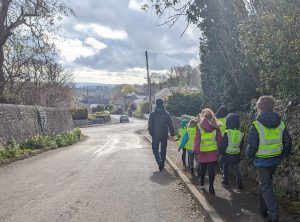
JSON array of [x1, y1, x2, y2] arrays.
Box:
[[145, 50, 152, 111]]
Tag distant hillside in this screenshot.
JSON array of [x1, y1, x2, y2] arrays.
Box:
[[75, 83, 117, 89]]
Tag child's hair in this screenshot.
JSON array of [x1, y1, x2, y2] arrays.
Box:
[[200, 108, 219, 127], [189, 119, 197, 127], [256, 96, 275, 113]]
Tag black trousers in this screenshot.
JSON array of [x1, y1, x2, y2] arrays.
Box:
[[198, 162, 216, 187], [152, 137, 168, 166], [182, 148, 187, 164]]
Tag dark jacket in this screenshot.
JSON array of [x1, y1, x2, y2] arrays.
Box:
[[220, 113, 244, 164], [246, 112, 292, 167], [148, 106, 175, 139]]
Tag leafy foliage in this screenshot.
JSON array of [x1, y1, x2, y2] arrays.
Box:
[[166, 91, 203, 116], [72, 108, 88, 120], [20, 128, 82, 150], [146, 0, 299, 109], [92, 105, 105, 113], [0, 129, 82, 160], [239, 0, 300, 102], [141, 101, 151, 114]]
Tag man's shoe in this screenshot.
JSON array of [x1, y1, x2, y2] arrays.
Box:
[[159, 162, 164, 171], [199, 177, 204, 186], [159, 165, 164, 171]]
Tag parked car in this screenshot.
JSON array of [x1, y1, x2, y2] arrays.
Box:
[[120, 115, 129, 123]]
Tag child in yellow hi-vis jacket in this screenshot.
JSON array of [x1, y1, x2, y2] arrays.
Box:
[[178, 119, 197, 175], [178, 119, 188, 166], [219, 113, 244, 189]]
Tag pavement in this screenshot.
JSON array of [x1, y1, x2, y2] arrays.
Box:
[[0, 117, 206, 222], [139, 127, 299, 222]]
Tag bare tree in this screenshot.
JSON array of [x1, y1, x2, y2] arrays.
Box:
[[0, 0, 74, 96]]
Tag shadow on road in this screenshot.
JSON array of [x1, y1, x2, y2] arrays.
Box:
[[150, 170, 177, 186]]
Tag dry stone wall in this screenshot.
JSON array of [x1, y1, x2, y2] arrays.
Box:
[[0, 104, 73, 145]]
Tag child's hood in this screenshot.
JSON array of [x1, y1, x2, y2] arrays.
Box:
[[200, 119, 218, 133], [226, 113, 240, 129], [181, 119, 188, 128], [257, 112, 281, 128], [215, 106, 229, 118]]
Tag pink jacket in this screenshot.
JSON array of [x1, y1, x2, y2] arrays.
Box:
[[193, 119, 222, 163]]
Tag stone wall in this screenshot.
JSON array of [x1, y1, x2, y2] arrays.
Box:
[[0, 104, 73, 145]]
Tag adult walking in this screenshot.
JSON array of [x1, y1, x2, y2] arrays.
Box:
[[148, 99, 175, 171]]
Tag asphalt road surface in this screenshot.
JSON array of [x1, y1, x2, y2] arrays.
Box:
[[0, 117, 205, 222]]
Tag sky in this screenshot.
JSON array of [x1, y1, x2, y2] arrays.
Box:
[[57, 0, 200, 85]]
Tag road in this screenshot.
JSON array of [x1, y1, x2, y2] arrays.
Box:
[[0, 117, 205, 222]]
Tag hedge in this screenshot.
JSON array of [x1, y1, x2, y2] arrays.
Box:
[[72, 108, 88, 120]]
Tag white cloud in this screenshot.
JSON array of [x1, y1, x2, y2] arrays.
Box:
[[85, 37, 107, 50], [74, 23, 128, 40], [72, 67, 167, 85], [128, 0, 146, 12], [189, 57, 200, 68], [54, 37, 107, 63]]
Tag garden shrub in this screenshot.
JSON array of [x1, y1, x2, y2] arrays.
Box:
[[72, 108, 88, 120], [0, 130, 82, 162], [141, 101, 151, 114], [92, 105, 105, 113], [166, 91, 203, 117]]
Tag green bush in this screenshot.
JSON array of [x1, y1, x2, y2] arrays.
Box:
[[92, 105, 105, 113], [72, 108, 88, 120], [0, 140, 33, 160], [90, 112, 111, 122], [0, 129, 82, 160], [133, 107, 143, 118], [141, 101, 151, 114], [166, 91, 203, 117]]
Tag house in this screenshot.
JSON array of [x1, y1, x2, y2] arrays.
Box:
[[133, 95, 148, 106], [111, 98, 127, 112]]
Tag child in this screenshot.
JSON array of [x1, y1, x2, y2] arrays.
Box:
[[178, 119, 197, 175], [215, 106, 229, 172], [193, 108, 222, 195], [219, 113, 244, 189], [246, 96, 292, 222], [178, 119, 188, 166], [215, 106, 229, 136]]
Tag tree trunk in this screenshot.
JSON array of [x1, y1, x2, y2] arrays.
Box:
[[0, 47, 5, 96]]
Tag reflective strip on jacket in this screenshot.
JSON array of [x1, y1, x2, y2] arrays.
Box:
[[225, 129, 244, 154], [200, 129, 218, 152], [253, 121, 285, 158], [218, 118, 226, 136], [185, 127, 197, 151]]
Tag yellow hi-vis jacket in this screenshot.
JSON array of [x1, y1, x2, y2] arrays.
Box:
[[200, 129, 218, 152], [253, 121, 285, 158], [225, 129, 244, 154], [185, 127, 197, 151], [178, 128, 187, 146]]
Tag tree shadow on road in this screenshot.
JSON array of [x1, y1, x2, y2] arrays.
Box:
[[149, 170, 177, 186]]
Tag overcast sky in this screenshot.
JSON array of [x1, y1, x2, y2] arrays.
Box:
[[57, 0, 200, 85]]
